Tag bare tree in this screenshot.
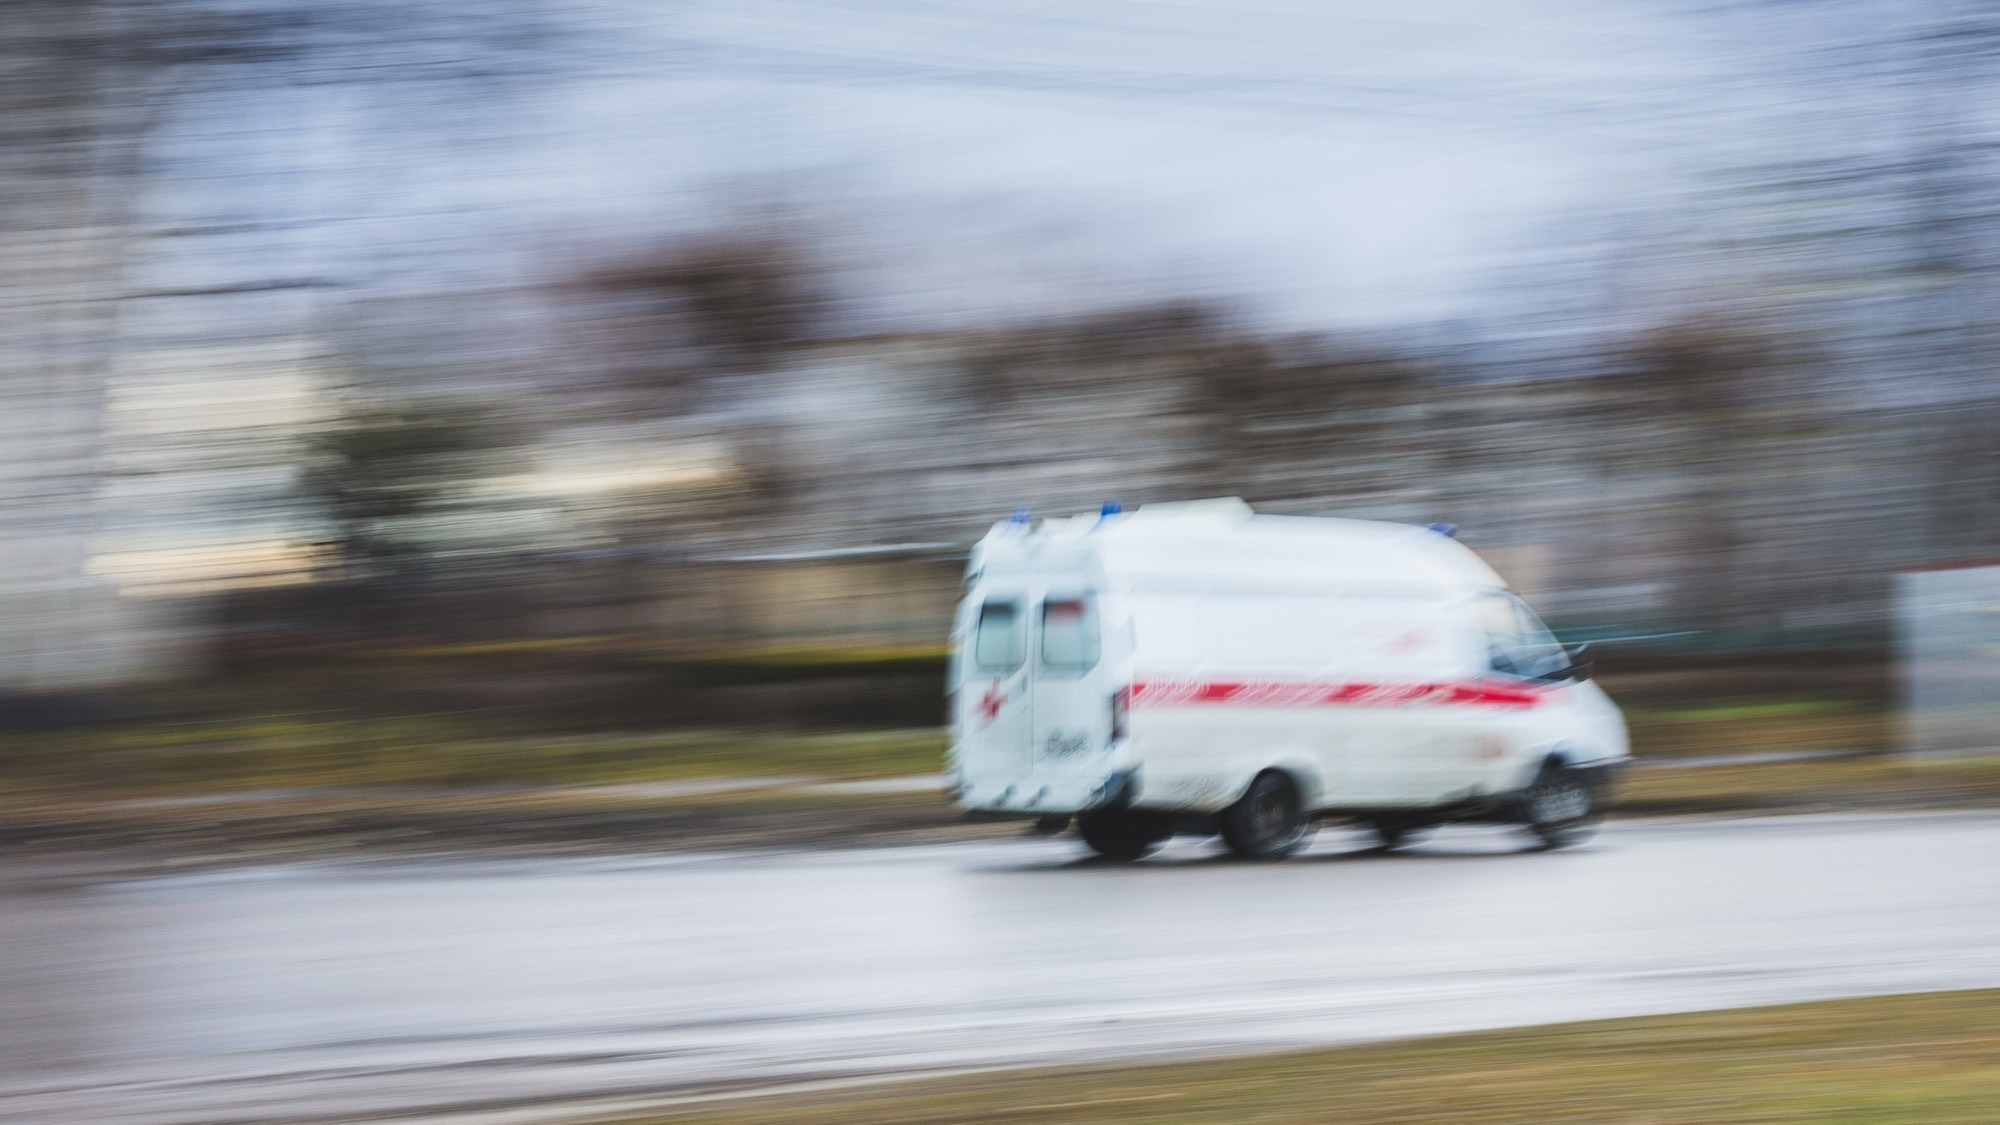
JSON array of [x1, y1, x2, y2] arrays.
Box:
[[301, 400, 510, 580], [578, 233, 834, 408], [1611, 316, 1825, 637]]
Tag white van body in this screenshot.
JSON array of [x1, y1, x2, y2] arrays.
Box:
[[947, 499, 1628, 857]]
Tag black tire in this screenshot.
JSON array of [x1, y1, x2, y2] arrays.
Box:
[[1521, 762, 1601, 850], [1221, 771, 1313, 860], [1369, 815, 1428, 851], [1076, 809, 1167, 862]]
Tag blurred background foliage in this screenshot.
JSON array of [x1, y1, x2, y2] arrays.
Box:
[[3, 0, 1997, 764]]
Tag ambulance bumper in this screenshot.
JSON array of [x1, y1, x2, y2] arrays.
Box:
[[954, 768, 1137, 816]]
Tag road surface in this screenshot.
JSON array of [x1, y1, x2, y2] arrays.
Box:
[[4, 812, 1999, 1123]]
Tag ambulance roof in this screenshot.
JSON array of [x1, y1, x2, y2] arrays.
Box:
[[973, 498, 1508, 597]]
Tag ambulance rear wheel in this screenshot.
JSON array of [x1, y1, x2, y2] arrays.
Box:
[[1221, 771, 1313, 860], [1077, 810, 1167, 862]]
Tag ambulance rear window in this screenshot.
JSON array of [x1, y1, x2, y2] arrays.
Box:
[[974, 601, 1025, 671], [1041, 596, 1100, 674]]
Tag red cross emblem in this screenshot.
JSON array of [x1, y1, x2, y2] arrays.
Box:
[[1387, 628, 1430, 654], [978, 679, 1008, 725]]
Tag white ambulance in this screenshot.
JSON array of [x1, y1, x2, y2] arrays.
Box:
[[947, 498, 1628, 860]]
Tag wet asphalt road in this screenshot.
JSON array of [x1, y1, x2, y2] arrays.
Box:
[[4, 812, 1999, 1124]]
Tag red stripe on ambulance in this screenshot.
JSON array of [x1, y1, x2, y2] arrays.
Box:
[[1129, 679, 1547, 708]]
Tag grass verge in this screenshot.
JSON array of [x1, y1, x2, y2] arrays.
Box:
[[0, 695, 1902, 799], [0, 723, 948, 798], [1617, 753, 2000, 814], [619, 990, 2000, 1124], [1624, 698, 1889, 756], [2, 716, 1987, 811]]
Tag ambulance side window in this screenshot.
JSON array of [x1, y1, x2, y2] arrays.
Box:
[[1040, 595, 1101, 676], [974, 600, 1026, 672]]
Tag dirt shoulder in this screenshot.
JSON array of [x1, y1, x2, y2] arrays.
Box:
[[0, 789, 1011, 879], [5, 752, 1999, 879]]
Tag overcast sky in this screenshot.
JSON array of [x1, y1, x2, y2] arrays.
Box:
[[133, 0, 1848, 337]]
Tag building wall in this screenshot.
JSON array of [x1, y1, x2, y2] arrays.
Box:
[[0, 2, 175, 692], [1898, 564, 2000, 753]]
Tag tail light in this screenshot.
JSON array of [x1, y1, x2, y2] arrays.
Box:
[[1110, 686, 1130, 742]]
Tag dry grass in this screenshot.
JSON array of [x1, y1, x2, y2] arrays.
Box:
[[0, 723, 947, 798], [1625, 699, 1891, 757], [618, 990, 2000, 1124], [1619, 753, 2000, 813], [0, 697, 1907, 800]]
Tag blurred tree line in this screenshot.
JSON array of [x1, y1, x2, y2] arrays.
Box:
[[255, 218, 1998, 658], [9, 0, 2000, 693], [298, 220, 1982, 657]]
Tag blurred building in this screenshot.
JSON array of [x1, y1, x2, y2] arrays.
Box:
[[0, 2, 173, 693], [6, 0, 2000, 686], [1899, 563, 2000, 754]]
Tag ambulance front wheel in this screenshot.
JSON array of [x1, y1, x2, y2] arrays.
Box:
[[1522, 762, 1601, 850], [1076, 809, 1168, 862], [1221, 771, 1313, 860]]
